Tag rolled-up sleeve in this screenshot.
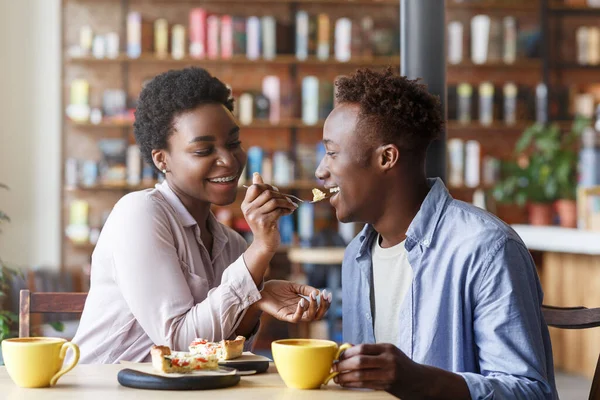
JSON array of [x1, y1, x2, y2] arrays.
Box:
[[110, 195, 262, 352], [458, 238, 557, 400]]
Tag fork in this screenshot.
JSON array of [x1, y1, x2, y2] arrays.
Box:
[[242, 185, 333, 204], [242, 185, 305, 203]]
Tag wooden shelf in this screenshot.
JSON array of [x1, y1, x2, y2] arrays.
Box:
[[69, 241, 96, 251], [447, 59, 541, 69], [67, 54, 400, 67], [128, 0, 398, 4], [294, 0, 398, 3], [446, 0, 539, 12], [65, 182, 158, 192], [447, 121, 529, 141], [67, 120, 133, 128], [554, 63, 600, 70], [549, 3, 600, 15], [447, 121, 530, 130]]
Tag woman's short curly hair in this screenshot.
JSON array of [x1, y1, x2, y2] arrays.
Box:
[[134, 67, 234, 170], [335, 67, 443, 156]]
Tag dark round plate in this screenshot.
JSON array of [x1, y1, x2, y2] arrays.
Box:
[[117, 368, 241, 391]]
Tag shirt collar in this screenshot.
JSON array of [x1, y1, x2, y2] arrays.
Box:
[[405, 178, 452, 248], [155, 181, 228, 250], [357, 178, 451, 255], [156, 180, 197, 227]]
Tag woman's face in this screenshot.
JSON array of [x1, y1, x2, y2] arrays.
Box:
[[155, 102, 247, 207]]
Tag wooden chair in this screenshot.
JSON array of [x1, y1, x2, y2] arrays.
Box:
[[542, 305, 600, 400], [19, 290, 87, 338]]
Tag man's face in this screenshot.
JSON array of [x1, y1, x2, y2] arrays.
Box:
[[315, 103, 381, 223]]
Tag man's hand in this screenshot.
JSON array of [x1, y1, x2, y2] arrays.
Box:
[[333, 343, 470, 399], [256, 280, 332, 323], [332, 343, 414, 392]]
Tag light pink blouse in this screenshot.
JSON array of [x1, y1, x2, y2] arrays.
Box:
[[72, 181, 261, 364]]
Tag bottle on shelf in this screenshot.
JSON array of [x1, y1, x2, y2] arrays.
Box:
[[535, 83, 548, 125], [578, 106, 600, 229]]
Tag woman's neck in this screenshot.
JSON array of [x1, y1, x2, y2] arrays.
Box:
[[168, 180, 211, 229]]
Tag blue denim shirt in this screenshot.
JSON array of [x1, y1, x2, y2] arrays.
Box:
[[342, 178, 557, 400]]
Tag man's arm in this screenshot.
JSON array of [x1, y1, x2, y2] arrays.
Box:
[[333, 238, 556, 399], [332, 343, 470, 399], [455, 237, 556, 399]]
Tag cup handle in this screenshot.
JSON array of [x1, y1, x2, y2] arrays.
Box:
[[323, 343, 352, 385], [50, 342, 80, 386]]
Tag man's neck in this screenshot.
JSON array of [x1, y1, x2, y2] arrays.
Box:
[[373, 177, 430, 249]]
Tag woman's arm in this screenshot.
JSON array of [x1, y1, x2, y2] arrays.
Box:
[[241, 172, 297, 286], [235, 303, 263, 338], [109, 195, 263, 352]]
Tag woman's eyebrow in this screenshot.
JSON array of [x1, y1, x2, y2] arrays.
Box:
[[188, 135, 215, 144], [188, 127, 240, 144]]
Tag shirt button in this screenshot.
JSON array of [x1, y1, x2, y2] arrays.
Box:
[[423, 239, 430, 245], [365, 313, 371, 321]]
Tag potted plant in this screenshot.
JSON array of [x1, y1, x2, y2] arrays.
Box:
[[0, 183, 21, 365], [493, 118, 589, 226], [553, 117, 589, 228], [493, 123, 559, 225]]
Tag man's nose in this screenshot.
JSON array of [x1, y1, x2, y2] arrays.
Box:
[[315, 158, 328, 180]]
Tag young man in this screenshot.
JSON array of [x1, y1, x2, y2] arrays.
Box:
[[315, 68, 557, 399]]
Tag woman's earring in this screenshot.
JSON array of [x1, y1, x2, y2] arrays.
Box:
[[162, 169, 167, 174]]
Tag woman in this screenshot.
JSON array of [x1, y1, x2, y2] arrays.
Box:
[[72, 67, 331, 364]]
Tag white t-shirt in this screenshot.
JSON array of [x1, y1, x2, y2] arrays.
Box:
[[372, 235, 413, 345]]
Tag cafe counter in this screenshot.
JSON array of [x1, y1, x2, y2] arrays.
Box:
[[512, 225, 600, 379]]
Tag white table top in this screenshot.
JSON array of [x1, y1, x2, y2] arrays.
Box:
[[0, 364, 394, 399], [511, 225, 600, 255]]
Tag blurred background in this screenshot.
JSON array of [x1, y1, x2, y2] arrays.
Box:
[[0, 0, 599, 397]]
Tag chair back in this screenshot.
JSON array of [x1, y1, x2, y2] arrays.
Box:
[[542, 305, 600, 400], [19, 290, 87, 338]]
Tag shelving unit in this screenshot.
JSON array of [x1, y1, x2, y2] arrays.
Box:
[[62, 0, 404, 269], [61, 0, 544, 269], [543, 1, 600, 118]]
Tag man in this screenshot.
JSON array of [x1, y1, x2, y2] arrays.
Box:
[[315, 68, 557, 399]]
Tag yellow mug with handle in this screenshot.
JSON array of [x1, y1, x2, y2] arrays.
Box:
[[1, 337, 80, 388], [272, 338, 352, 389]]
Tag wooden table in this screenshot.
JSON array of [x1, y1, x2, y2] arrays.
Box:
[[0, 364, 395, 399]]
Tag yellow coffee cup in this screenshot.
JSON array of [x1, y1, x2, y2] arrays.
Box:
[[1, 337, 80, 388], [272, 338, 352, 389]]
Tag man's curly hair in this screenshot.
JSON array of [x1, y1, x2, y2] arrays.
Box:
[[134, 67, 234, 170], [335, 67, 443, 156]]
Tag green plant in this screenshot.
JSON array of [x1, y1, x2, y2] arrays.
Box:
[[0, 184, 63, 349], [493, 117, 589, 206], [0, 183, 19, 343]]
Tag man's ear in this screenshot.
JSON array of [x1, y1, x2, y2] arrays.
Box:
[[378, 144, 399, 171], [151, 149, 168, 172]]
